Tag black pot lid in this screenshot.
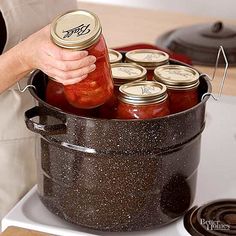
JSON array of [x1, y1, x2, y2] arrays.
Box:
[[184, 199, 236, 235], [156, 22, 236, 66]]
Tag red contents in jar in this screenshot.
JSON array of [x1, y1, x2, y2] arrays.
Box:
[[46, 80, 96, 116], [64, 36, 114, 109], [153, 65, 200, 114], [168, 87, 199, 114], [116, 99, 170, 119], [46, 80, 68, 109]]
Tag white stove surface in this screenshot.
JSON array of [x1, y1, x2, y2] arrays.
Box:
[[2, 95, 236, 236]]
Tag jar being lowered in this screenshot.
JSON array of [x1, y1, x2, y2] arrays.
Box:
[[50, 10, 114, 109]]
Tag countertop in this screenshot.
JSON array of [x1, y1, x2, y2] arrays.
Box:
[[1, 2, 236, 235], [0, 227, 50, 235]]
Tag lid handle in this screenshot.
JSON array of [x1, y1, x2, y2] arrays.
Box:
[[201, 21, 236, 38], [211, 21, 223, 33]]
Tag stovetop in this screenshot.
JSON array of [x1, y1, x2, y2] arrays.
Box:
[[2, 95, 236, 236]]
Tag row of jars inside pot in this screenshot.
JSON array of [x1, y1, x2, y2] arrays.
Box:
[[45, 48, 200, 120]]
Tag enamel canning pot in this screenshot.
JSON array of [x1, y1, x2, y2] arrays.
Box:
[[25, 60, 211, 232]]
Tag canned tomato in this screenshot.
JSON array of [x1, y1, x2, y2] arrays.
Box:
[[116, 81, 170, 119], [125, 49, 169, 81], [108, 49, 123, 64], [99, 63, 147, 118], [45, 79, 95, 116], [154, 65, 200, 114], [50, 10, 114, 109]]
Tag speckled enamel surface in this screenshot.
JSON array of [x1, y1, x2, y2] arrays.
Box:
[[25, 60, 211, 232]]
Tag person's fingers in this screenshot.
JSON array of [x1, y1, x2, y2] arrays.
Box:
[[43, 64, 96, 81], [53, 74, 89, 85], [47, 55, 96, 72], [46, 43, 89, 61]]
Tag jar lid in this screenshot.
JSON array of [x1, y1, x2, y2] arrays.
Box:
[[50, 10, 102, 50], [154, 65, 200, 90], [111, 63, 147, 86], [125, 49, 169, 69], [108, 49, 123, 64], [119, 81, 167, 105]]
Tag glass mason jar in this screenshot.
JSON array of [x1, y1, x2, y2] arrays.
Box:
[[50, 10, 114, 109], [154, 65, 200, 114], [99, 63, 147, 118], [45, 79, 96, 116], [125, 49, 169, 81], [116, 81, 170, 119], [108, 49, 123, 64]]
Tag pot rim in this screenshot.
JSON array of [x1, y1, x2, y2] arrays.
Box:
[[27, 60, 212, 123]]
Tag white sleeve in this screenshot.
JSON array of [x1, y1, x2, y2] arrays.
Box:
[[0, 0, 78, 52]]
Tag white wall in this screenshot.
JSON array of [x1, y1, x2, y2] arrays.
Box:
[[80, 0, 236, 19]]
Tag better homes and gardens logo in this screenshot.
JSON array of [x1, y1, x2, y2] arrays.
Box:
[[200, 219, 230, 231]]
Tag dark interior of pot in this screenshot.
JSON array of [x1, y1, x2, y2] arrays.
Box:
[[26, 60, 211, 232]]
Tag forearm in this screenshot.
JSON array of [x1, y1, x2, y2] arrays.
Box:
[[0, 44, 31, 93], [0, 25, 96, 94]]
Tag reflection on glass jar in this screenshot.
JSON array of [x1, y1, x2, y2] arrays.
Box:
[[125, 49, 169, 81], [116, 81, 170, 119], [99, 63, 147, 119], [45, 79, 96, 117], [50, 10, 114, 109], [154, 65, 200, 114]]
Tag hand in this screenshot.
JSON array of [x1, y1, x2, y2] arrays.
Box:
[[16, 24, 96, 85]]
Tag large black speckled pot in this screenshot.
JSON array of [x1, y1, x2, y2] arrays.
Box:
[[25, 60, 211, 232]]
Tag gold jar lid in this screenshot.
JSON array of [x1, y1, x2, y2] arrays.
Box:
[[125, 49, 169, 70], [108, 49, 123, 64], [119, 81, 167, 105], [154, 65, 200, 90], [111, 63, 147, 86], [50, 10, 102, 50]]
